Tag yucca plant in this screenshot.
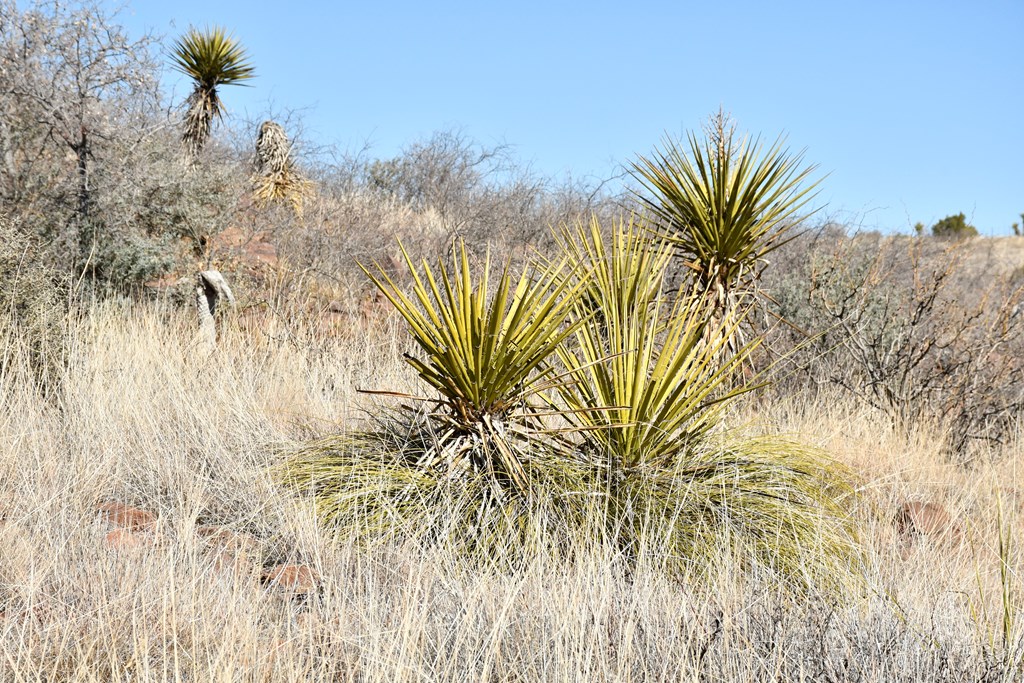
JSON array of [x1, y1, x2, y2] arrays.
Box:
[[283, 241, 592, 554], [171, 26, 255, 157], [555, 222, 750, 468], [283, 223, 859, 588], [631, 116, 821, 332], [553, 215, 670, 334], [553, 217, 859, 590], [251, 120, 313, 216], [366, 241, 583, 446]]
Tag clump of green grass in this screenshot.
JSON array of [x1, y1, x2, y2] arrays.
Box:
[[282, 408, 603, 564]]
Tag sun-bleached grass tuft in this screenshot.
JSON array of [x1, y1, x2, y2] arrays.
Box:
[[0, 301, 1021, 680]]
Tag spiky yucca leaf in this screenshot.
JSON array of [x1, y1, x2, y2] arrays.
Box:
[[555, 218, 751, 468], [171, 27, 255, 86], [356, 240, 590, 501], [554, 215, 670, 331], [363, 241, 585, 430], [631, 128, 820, 321], [171, 27, 254, 156]]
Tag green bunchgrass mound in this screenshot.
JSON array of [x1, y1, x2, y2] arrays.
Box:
[[282, 408, 601, 565], [282, 220, 861, 592]]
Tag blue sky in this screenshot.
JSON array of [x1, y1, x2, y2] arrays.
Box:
[[120, 0, 1023, 234]]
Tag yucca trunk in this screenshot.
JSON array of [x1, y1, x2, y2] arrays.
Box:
[[182, 87, 217, 157]]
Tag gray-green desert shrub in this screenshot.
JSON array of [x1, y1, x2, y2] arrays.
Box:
[[0, 214, 68, 392], [762, 229, 1024, 455]]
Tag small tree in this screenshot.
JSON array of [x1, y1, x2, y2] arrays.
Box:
[[931, 212, 978, 239], [171, 27, 254, 157], [0, 2, 243, 290], [0, 0, 158, 255]]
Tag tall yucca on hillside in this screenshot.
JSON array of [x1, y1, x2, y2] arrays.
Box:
[[171, 26, 254, 157], [631, 113, 821, 332]]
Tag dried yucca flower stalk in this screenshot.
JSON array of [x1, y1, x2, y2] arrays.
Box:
[[251, 120, 313, 216]]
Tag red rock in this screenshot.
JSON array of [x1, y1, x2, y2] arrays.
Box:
[[246, 241, 278, 268], [97, 502, 156, 531], [209, 226, 246, 249], [209, 227, 278, 270], [262, 563, 318, 594], [894, 501, 961, 541], [104, 528, 157, 550]]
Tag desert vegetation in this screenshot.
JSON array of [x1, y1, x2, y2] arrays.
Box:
[[2, 1, 1024, 681]]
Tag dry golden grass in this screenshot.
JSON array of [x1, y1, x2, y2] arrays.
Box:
[[0, 301, 1021, 681]]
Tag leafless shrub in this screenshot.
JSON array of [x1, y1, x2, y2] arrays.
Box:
[[0, 1, 244, 292], [229, 129, 624, 333], [0, 0, 156, 269], [762, 229, 1024, 456], [357, 128, 622, 261]]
